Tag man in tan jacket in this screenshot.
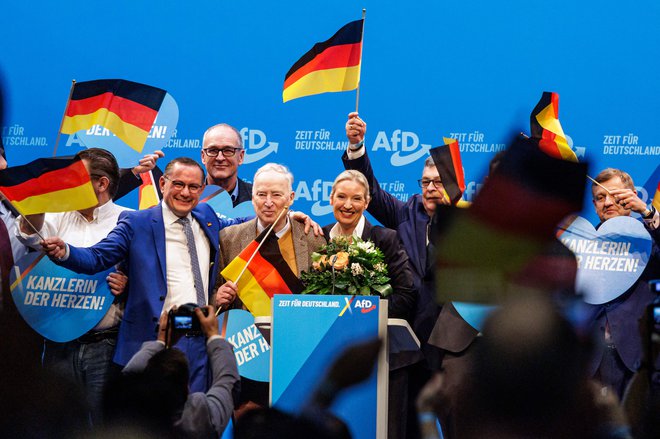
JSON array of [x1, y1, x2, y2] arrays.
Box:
[[214, 163, 326, 310]]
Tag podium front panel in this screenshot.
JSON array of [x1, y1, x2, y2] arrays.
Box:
[[270, 294, 387, 439]]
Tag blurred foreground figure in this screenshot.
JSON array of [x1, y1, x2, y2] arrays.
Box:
[[455, 294, 630, 439]]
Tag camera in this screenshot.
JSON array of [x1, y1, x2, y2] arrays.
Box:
[[167, 303, 208, 335]]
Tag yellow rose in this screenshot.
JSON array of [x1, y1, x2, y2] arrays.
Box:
[[332, 252, 349, 270], [313, 255, 328, 271]]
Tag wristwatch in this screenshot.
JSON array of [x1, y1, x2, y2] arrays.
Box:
[[348, 139, 364, 151], [642, 205, 655, 219]]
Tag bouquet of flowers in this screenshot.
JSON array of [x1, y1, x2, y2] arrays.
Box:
[[300, 236, 393, 296]]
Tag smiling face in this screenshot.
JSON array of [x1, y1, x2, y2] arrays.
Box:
[[421, 165, 444, 216], [592, 176, 631, 222], [252, 170, 294, 231], [201, 125, 244, 189], [330, 179, 369, 235], [160, 162, 205, 217]]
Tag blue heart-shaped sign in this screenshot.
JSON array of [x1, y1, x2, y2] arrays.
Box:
[[201, 185, 255, 219], [10, 252, 114, 342], [558, 216, 652, 304], [219, 309, 270, 382]]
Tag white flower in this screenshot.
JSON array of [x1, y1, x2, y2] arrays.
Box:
[[374, 262, 386, 273], [355, 240, 376, 253], [351, 263, 364, 276]]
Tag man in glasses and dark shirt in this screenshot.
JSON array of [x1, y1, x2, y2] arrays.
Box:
[[201, 123, 253, 207]]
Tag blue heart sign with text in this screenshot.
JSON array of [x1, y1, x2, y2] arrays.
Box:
[[558, 216, 652, 304]]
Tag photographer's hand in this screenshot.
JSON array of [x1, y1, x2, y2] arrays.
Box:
[[157, 312, 168, 344], [197, 305, 220, 338]]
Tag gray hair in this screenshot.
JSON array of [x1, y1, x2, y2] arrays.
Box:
[[424, 156, 435, 169], [331, 170, 371, 202], [253, 163, 294, 193]]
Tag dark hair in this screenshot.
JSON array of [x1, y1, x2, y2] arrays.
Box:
[[75, 148, 120, 197], [163, 157, 206, 184], [145, 348, 190, 411]]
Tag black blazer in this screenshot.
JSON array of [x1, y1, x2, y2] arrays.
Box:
[[322, 218, 417, 322]]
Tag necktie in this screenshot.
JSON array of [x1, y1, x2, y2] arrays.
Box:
[[177, 217, 206, 306]]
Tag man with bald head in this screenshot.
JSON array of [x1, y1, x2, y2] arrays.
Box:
[[201, 123, 252, 207]]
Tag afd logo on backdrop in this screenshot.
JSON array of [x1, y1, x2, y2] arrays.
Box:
[[241, 128, 279, 164], [371, 130, 432, 167], [294, 179, 334, 217]]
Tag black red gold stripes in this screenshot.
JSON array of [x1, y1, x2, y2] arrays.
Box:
[[283, 19, 363, 102], [61, 80, 166, 153], [430, 138, 466, 205], [0, 156, 97, 215]]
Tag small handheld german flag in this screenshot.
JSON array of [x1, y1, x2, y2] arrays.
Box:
[[0, 156, 97, 215], [429, 138, 466, 205], [61, 79, 166, 154], [221, 228, 303, 317], [530, 91, 578, 162], [283, 19, 364, 102]]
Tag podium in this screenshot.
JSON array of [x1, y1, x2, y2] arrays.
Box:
[[268, 295, 420, 439]]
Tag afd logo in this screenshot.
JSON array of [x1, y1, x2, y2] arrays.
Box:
[[565, 135, 586, 160], [463, 180, 484, 202], [354, 298, 377, 313], [241, 128, 279, 164], [294, 179, 334, 216], [371, 130, 432, 167]]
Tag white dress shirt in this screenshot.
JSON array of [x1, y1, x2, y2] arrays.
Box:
[[161, 202, 211, 312], [328, 215, 366, 240], [16, 200, 128, 330]]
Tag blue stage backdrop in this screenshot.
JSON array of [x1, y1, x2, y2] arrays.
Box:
[[2, 1, 659, 225]]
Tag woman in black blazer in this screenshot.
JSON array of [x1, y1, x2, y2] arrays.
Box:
[[322, 169, 417, 322]]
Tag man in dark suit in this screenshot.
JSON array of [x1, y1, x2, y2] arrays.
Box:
[[42, 157, 245, 392], [587, 168, 660, 399], [201, 123, 253, 207]]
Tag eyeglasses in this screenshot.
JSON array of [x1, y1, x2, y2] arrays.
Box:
[[418, 179, 443, 188], [164, 176, 204, 193], [202, 147, 242, 158]]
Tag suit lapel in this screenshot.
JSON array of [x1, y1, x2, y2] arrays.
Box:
[[292, 221, 308, 276], [151, 204, 167, 284], [361, 218, 373, 241]]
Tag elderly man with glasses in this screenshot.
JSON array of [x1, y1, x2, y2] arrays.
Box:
[[201, 123, 253, 207]]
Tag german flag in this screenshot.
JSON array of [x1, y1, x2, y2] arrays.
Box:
[[61, 79, 166, 154], [138, 170, 159, 210], [221, 229, 304, 317], [0, 156, 97, 215], [530, 91, 578, 162], [653, 181, 660, 212], [283, 19, 363, 102], [430, 138, 466, 205], [433, 135, 586, 304]]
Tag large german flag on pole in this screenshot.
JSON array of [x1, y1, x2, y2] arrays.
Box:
[[283, 19, 364, 102], [0, 156, 97, 215], [530, 91, 578, 162], [430, 138, 466, 205], [221, 228, 304, 317], [61, 79, 166, 154]]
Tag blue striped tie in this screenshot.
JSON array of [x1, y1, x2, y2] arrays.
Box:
[[177, 217, 206, 306]]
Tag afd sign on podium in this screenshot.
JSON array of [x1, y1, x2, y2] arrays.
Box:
[[270, 295, 388, 439]]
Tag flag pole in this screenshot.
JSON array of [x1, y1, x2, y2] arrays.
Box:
[[354, 8, 366, 113], [215, 205, 290, 317], [0, 190, 46, 241], [586, 175, 611, 194], [53, 79, 76, 157]]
